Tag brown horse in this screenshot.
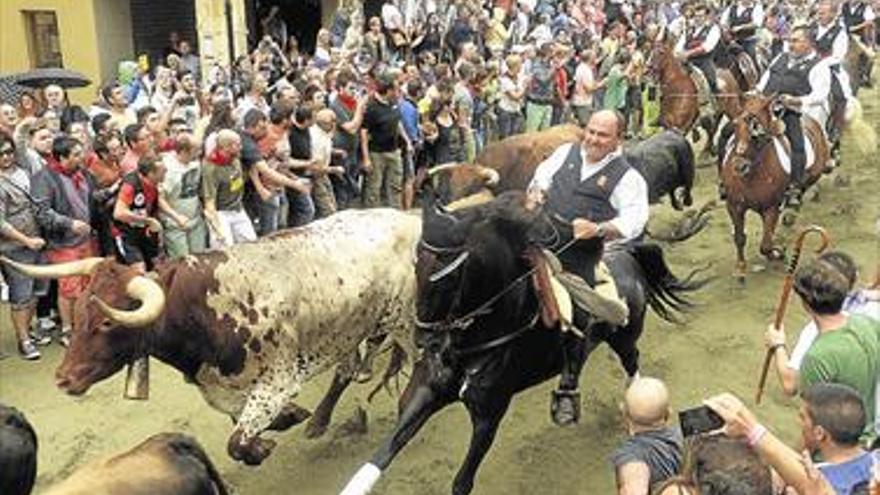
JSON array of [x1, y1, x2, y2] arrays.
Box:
[[647, 33, 743, 154], [721, 92, 831, 279]]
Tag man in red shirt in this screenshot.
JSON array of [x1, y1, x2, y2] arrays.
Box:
[[112, 156, 171, 273]]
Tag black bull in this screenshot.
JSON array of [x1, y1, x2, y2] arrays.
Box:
[[435, 129, 695, 211], [340, 192, 706, 495]]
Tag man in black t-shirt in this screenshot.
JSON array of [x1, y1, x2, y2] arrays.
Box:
[[359, 74, 411, 208], [240, 109, 311, 234], [287, 106, 317, 226]]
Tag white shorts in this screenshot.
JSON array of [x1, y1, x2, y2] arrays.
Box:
[[212, 209, 256, 248]]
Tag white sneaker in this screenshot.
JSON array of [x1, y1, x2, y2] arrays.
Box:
[[18, 339, 41, 360]]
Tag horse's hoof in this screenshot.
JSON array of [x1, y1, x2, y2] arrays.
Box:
[[550, 390, 581, 426]]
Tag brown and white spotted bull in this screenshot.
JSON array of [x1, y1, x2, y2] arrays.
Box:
[[42, 433, 227, 495], [1, 209, 420, 466], [0, 403, 37, 495]]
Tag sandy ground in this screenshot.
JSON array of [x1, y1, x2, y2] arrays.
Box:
[[0, 87, 877, 495]]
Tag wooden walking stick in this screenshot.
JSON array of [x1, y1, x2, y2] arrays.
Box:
[[755, 225, 830, 404]]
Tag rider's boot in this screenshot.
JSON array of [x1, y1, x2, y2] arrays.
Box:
[[551, 326, 587, 426]]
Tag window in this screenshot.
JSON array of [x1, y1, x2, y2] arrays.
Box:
[[23, 11, 64, 68]]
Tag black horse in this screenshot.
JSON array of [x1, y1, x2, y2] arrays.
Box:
[[340, 192, 706, 495]]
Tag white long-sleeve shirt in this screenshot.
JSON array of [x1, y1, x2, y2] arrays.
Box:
[[757, 52, 831, 109], [721, 3, 765, 35], [674, 23, 721, 57], [814, 22, 849, 66], [529, 144, 649, 242]]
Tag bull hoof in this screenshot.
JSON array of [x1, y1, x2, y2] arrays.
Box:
[[354, 369, 373, 384], [269, 404, 313, 431], [227, 431, 276, 465], [303, 417, 329, 439], [337, 406, 368, 437]]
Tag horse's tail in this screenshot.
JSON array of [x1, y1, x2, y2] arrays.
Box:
[[631, 243, 711, 323], [842, 98, 878, 156]]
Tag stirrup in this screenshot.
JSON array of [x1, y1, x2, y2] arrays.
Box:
[[551, 389, 581, 426]]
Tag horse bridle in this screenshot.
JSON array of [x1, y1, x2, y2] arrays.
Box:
[[413, 215, 576, 341]]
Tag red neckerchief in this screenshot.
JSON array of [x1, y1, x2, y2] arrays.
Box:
[[47, 156, 86, 190], [206, 148, 234, 166], [338, 91, 357, 112]]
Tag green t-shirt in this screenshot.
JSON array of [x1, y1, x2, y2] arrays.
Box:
[[200, 159, 245, 212], [799, 314, 880, 441], [603, 65, 628, 111]]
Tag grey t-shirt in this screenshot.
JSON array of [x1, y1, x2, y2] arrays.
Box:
[[610, 426, 684, 487]]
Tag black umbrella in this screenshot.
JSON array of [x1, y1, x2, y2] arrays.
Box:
[[13, 67, 91, 89], [0, 76, 28, 104]]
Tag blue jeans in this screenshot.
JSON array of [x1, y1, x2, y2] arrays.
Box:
[[286, 190, 315, 227], [257, 193, 282, 236]]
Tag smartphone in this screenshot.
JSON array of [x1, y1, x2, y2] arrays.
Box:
[[678, 406, 724, 437]]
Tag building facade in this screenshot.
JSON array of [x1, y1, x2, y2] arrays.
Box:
[[0, 0, 263, 105]]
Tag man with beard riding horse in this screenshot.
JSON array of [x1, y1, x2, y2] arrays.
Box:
[[811, 1, 853, 149], [526, 109, 649, 426], [756, 25, 832, 207]]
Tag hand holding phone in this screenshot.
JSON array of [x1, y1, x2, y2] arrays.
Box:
[[678, 405, 724, 437]]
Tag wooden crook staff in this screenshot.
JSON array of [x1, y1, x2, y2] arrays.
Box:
[[755, 225, 831, 404]]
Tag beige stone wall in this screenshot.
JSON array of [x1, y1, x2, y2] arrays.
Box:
[[195, 0, 248, 70], [92, 0, 135, 87]]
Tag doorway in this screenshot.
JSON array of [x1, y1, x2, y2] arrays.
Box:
[[254, 0, 322, 54]]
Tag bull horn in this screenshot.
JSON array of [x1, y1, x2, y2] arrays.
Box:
[[92, 275, 166, 328], [426, 163, 463, 176], [473, 165, 500, 186], [0, 256, 104, 279]]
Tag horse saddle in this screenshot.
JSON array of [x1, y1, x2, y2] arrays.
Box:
[[685, 66, 714, 108], [771, 119, 823, 175], [528, 250, 629, 334]]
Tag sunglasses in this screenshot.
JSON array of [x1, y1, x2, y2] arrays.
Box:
[[0, 148, 14, 157]]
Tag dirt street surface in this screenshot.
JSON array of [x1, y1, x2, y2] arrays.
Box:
[[1, 88, 877, 494]]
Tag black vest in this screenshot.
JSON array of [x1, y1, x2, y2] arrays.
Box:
[[546, 144, 631, 224], [545, 144, 631, 282], [731, 6, 757, 39], [763, 53, 819, 97], [812, 22, 843, 58], [686, 24, 718, 59], [842, 1, 867, 27]]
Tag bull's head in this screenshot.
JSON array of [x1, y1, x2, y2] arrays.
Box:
[[0, 257, 165, 395], [425, 163, 500, 209]]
